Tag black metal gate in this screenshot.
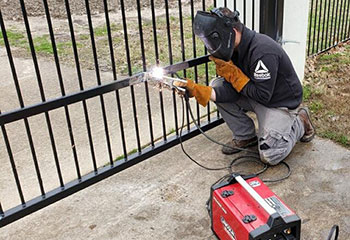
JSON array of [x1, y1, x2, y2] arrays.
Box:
[[308, 0, 350, 55], [0, 0, 263, 227]]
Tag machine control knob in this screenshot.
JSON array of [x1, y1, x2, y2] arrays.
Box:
[[242, 214, 257, 223], [221, 190, 234, 198]]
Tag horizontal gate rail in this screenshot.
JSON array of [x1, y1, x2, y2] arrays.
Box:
[[0, 56, 210, 126]]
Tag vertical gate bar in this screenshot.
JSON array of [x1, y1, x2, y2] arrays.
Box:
[[339, 0, 347, 40], [115, 92, 128, 157], [0, 11, 39, 201], [329, 0, 336, 47], [215, 0, 219, 119], [234, 0, 237, 11], [84, 0, 113, 165], [102, 0, 128, 157], [348, 0, 350, 38], [316, 0, 323, 53], [102, 0, 119, 160], [120, 0, 142, 152], [42, 0, 81, 180], [178, 0, 190, 130], [202, 0, 210, 123], [178, 0, 186, 78], [103, 0, 126, 158], [252, 0, 255, 30], [343, 0, 348, 40], [344, 0, 350, 39], [0, 10, 25, 110], [312, 0, 319, 54], [150, 0, 167, 141], [308, 0, 314, 55], [333, 0, 340, 44], [0, 113, 25, 205], [64, 0, 97, 173], [324, 0, 331, 51], [135, 0, 155, 144], [21, 0, 61, 194], [224, 0, 227, 8], [338, 0, 345, 41], [320, 0, 327, 51], [243, 0, 247, 24], [164, 0, 179, 136], [190, 0, 200, 126], [27, 119, 46, 195], [0, 202, 4, 216]]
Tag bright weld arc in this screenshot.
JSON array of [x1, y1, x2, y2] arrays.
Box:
[[151, 67, 164, 79]]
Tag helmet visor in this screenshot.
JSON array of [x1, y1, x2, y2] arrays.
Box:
[[198, 32, 221, 53]]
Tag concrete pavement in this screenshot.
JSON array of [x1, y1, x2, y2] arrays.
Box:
[[1, 122, 350, 239]]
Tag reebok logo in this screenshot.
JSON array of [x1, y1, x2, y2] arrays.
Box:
[[254, 60, 271, 80]]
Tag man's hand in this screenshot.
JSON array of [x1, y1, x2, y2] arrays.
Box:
[[174, 79, 212, 107], [209, 56, 250, 92]]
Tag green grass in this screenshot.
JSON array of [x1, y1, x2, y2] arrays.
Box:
[[319, 131, 350, 148], [319, 53, 341, 62], [309, 100, 323, 112], [303, 85, 312, 101], [115, 148, 138, 162], [168, 128, 176, 134], [33, 36, 54, 54], [0, 29, 26, 47]]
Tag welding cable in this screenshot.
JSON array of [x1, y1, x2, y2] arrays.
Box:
[[228, 155, 268, 176], [179, 96, 230, 171], [179, 93, 292, 183], [228, 155, 292, 183], [259, 162, 291, 183], [326, 225, 339, 240], [184, 92, 259, 154]]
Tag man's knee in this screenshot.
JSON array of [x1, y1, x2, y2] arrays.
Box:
[[209, 77, 225, 88], [258, 130, 294, 165]]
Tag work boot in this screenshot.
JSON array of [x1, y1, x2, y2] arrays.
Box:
[[222, 136, 258, 155], [298, 107, 316, 142]]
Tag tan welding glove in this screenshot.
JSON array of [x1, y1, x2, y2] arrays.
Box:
[[209, 56, 250, 92], [174, 79, 212, 107]]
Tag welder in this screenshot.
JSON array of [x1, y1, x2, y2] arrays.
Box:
[[175, 7, 315, 165]]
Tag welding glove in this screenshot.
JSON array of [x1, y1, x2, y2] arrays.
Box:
[[209, 56, 250, 92], [174, 79, 212, 107]]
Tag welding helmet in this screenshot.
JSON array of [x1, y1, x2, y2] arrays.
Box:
[[193, 8, 240, 61]]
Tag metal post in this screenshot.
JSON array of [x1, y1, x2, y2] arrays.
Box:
[[259, 0, 284, 42]]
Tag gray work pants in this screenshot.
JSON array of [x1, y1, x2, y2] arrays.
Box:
[[210, 78, 305, 165]]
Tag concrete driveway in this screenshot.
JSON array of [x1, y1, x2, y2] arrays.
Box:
[[1, 123, 349, 239]]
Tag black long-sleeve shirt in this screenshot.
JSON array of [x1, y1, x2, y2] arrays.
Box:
[[214, 26, 303, 110]]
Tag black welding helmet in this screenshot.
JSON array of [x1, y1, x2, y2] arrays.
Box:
[[194, 8, 240, 61]]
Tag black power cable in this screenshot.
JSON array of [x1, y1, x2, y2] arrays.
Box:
[[179, 92, 291, 183]]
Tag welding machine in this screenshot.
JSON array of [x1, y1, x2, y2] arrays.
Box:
[[207, 174, 301, 240]]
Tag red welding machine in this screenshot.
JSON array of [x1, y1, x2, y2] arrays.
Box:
[[207, 174, 301, 240]]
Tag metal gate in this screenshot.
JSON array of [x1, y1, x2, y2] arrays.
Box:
[[0, 0, 262, 227], [308, 0, 350, 55]]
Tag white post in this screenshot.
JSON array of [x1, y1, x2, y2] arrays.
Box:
[[282, 1, 310, 82]]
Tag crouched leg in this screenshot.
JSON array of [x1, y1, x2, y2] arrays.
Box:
[[258, 130, 295, 166]]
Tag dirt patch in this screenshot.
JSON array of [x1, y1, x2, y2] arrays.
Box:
[[0, 0, 200, 20], [303, 40, 350, 148]]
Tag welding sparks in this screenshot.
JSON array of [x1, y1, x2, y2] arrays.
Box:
[[151, 67, 164, 79]]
